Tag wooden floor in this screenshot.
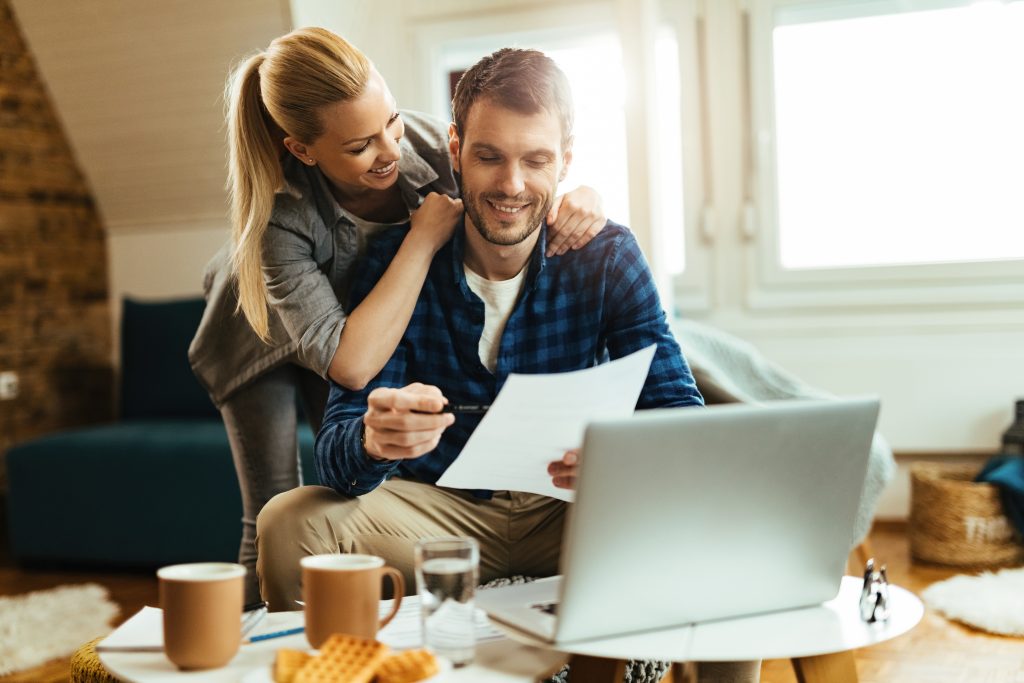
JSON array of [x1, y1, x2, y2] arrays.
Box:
[[761, 522, 1024, 682], [1, 521, 1022, 682]]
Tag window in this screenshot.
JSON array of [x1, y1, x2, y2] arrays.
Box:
[[770, 1, 1024, 270], [744, 0, 1024, 313]]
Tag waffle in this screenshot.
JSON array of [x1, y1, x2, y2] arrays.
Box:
[[273, 648, 312, 683], [292, 634, 390, 683], [375, 649, 440, 683]]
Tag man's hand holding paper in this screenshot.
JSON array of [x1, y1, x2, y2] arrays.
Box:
[[548, 449, 580, 491]]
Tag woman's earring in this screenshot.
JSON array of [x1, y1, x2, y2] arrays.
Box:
[[307, 158, 316, 165]]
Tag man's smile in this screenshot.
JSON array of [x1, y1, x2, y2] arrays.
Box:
[[484, 197, 532, 218]]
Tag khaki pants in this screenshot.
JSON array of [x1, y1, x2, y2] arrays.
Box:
[[255, 478, 566, 611]]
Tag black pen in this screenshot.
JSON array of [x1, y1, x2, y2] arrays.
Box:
[[442, 404, 490, 414], [413, 404, 490, 415]]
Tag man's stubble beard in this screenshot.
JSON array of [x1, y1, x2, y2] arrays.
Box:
[[459, 175, 553, 247]]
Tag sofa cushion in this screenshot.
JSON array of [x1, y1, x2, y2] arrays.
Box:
[[120, 298, 218, 420], [5, 420, 316, 566]]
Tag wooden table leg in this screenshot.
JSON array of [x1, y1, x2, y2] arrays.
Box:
[[566, 654, 626, 682], [792, 650, 858, 683]]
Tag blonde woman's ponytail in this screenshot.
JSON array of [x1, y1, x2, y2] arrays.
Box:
[[226, 53, 280, 340], [224, 29, 371, 341]]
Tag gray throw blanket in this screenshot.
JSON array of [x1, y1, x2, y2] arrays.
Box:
[[672, 318, 897, 547]]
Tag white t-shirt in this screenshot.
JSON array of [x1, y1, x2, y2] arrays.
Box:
[[463, 264, 528, 374]]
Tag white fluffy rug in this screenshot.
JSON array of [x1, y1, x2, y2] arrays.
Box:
[[921, 566, 1024, 636], [0, 583, 119, 674]]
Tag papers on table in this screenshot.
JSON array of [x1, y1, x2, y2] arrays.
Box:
[[97, 605, 267, 652], [377, 597, 507, 650], [436, 345, 657, 502], [97, 606, 164, 652], [96, 596, 505, 653]]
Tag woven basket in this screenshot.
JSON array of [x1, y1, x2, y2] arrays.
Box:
[[910, 462, 1024, 567]]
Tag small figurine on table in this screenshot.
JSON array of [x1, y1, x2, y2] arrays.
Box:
[[859, 558, 890, 624]]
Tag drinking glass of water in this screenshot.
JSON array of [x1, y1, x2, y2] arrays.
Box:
[[414, 536, 479, 667]]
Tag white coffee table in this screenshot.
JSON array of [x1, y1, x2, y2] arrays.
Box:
[[100, 577, 922, 683]]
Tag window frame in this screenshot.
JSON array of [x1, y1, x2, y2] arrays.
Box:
[[661, 0, 712, 316]]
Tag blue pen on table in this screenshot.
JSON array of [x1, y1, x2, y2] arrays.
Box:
[[244, 626, 305, 644]]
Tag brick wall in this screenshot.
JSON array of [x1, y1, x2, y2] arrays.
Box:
[[0, 0, 113, 487]]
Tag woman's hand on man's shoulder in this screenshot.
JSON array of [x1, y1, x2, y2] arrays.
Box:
[[409, 193, 463, 253]]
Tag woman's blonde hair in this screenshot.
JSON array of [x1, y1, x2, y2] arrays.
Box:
[[226, 27, 370, 340]]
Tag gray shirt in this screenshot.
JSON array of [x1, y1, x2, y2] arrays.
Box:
[[189, 111, 458, 405]]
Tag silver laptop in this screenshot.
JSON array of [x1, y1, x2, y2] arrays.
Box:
[[476, 397, 879, 644]]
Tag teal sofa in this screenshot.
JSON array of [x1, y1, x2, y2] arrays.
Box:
[[5, 297, 316, 567]]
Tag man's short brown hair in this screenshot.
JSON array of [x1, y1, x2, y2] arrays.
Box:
[[451, 48, 574, 148]]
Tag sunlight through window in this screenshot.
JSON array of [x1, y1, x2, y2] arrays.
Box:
[[773, 2, 1024, 269], [544, 36, 631, 231]]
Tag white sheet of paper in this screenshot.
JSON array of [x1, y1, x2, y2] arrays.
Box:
[[436, 344, 657, 502], [96, 606, 164, 651], [375, 596, 507, 650]]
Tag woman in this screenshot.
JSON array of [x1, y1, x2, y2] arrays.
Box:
[[188, 27, 606, 602]]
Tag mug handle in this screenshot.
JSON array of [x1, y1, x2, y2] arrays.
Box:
[[378, 566, 405, 629]]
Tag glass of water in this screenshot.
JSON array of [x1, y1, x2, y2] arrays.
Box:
[[414, 536, 479, 667]]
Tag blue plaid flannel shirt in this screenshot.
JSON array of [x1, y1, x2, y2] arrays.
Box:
[[315, 219, 704, 496]]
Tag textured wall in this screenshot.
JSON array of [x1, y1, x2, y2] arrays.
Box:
[[0, 0, 112, 485]]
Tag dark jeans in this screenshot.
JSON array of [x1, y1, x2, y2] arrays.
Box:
[[219, 363, 328, 604]]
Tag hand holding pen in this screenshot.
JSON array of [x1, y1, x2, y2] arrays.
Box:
[[362, 384, 455, 461], [362, 384, 491, 461]]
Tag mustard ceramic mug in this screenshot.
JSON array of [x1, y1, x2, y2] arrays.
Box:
[[158, 562, 245, 670], [301, 554, 404, 648]]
